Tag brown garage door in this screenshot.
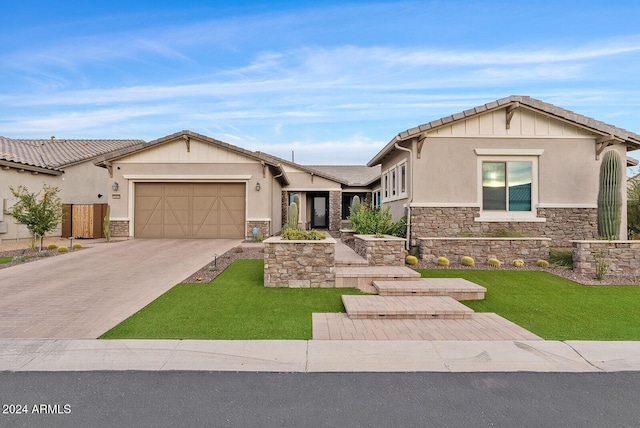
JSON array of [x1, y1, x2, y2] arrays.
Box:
[[134, 183, 245, 238]]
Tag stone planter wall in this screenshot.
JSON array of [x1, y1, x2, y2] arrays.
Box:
[[419, 237, 551, 265], [571, 240, 640, 277], [340, 229, 355, 250], [354, 235, 406, 266], [263, 236, 336, 288]]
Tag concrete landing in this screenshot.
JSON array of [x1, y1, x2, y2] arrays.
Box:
[[335, 266, 421, 291], [373, 278, 486, 300], [341, 295, 474, 320]]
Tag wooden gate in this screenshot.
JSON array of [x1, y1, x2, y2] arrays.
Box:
[[62, 204, 107, 239]]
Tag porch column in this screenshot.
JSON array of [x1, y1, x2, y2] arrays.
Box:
[[329, 190, 341, 231]]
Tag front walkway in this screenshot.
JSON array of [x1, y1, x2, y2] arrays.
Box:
[[0, 239, 240, 339], [315, 240, 543, 341]]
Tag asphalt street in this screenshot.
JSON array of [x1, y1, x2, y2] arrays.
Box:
[[1, 371, 639, 427]]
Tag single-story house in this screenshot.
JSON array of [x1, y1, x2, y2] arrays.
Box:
[[367, 95, 640, 248], [0, 136, 143, 241], [3, 95, 639, 248]]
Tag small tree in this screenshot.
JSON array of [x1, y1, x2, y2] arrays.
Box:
[[9, 185, 63, 251]]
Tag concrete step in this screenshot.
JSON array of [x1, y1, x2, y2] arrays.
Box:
[[335, 259, 369, 267], [335, 266, 420, 291], [341, 295, 474, 320], [373, 278, 486, 300]]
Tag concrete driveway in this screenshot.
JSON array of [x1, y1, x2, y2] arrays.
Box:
[[0, 239, 241, 339]]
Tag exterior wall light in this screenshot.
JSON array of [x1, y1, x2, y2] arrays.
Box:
[[255, 182, 261, 191], [112, 182, 119, 191]]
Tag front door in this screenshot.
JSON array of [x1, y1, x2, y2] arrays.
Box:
[[310, 194, 328, 228]]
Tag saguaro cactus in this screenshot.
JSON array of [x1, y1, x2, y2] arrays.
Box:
[[597, 150, 622, 240], [103, 204, 111, 242], [288, 202, 299, 230]]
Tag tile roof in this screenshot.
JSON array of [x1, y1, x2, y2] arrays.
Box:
[[1, 136, 144, 174], [304, 165, 381, 186], [368, 95, 640, 166]]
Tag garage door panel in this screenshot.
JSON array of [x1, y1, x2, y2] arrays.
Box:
[[135, 183, 245, 238]]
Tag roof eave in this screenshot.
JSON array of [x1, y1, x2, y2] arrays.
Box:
[[0, 159, 63, 176]]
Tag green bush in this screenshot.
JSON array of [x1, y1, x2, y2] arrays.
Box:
[[487, 258, 501, 268], [405, 255, 418, 266], [37, 251, 49, 257], [348, 206, 406, 238], [387, 216, 407, 238], [281, 229, 326, 240], [461, 256, 475, 267], [57, 246, 69, 253], [72, 243, 82, 249], [537, 260, 550, 268], [512, 259, 525, 268], [436, 256, 450, 268], [548, 248, 573, 268], [47, 244, 58, 250]]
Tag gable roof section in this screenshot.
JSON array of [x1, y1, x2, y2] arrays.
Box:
[[1, 136, 144, 175], [304, 165, 381, 186], [93, 130, 293, 185], [367, 95, 640, 166]]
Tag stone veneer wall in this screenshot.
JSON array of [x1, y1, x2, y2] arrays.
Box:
[[263, 236, 336, 288], [354, 235, 406, 266], [329, 191, 342, 231], [410, 206, 597, 248], [246, 220, 270, 240], [281, 190, 289, 230], [572, 240, 640, 277], [419, 237, 551, 265], [340, 229, 355, 249], [109, 220, 129, 237]]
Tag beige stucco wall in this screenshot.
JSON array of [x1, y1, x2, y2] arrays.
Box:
[[0, 162, 111, 241]]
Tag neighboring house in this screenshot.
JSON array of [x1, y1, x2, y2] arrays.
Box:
[[92, 131, 380, 239], [367, 95, 640, 248], [0, 136, 143, 241]]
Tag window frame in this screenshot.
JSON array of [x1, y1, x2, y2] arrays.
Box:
[[398, 161, 407, 199]]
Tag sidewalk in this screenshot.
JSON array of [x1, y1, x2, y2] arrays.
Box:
[[1, 339, 639, 372]]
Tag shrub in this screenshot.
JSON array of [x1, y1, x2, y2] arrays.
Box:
[[461, 256, 475, 267], [436, 256, 450, 268], [12, 255, 28, 263], [47, 244, 58, 250], [281, 229, 326, 240], [57, 246, 69, 253], [512, 259, 525, 268], [72, 243, 82, 249], [487, 258, 501, 268], [405, 255, 418, 266], [37, 251, 49, 257], [536, 260, 550, 268], [548, 248, 573, 268], [387, 216, 407, 238]]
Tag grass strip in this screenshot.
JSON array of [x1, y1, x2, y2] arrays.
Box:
[[100, 259, 363, 340], [419, 269, 640, 340]]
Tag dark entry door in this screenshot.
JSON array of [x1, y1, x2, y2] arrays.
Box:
[[310, 194, 328, 228]]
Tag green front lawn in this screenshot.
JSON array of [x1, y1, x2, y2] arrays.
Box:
[[0, 257, 12, 264], [419, 269, 640, 340], [100, 259, 363, 340]]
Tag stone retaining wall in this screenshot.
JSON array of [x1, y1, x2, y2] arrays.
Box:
[[246, 220, 270, 240], [109, 220, 129, 237], [571, 240, 640, 277], [340, 229, 355, 249], [419, 237, 551, 265], [263, 236, 336, 288], [354, 235, 406, 266]]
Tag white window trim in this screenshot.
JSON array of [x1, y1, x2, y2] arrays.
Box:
[[381, 161, 409, 203], [475, 155, 540, 222], [391, 168, 397, 198], [382, 172, 389, 202], [398, 161, 408, 199]]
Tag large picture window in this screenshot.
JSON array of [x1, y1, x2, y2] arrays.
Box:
[[482, 161, 532, 212]]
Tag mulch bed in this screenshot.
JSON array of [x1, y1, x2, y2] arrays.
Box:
[[180, 245, 265, 283], [0, 247, 83, 270]]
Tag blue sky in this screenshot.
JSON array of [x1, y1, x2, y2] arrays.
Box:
[[2, 1, 640, 164]]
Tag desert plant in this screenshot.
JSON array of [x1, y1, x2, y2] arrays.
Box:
[[536, 260, 550, 268], [9, 185, 63, 252], [287, 202, 299, 230], [461, 256, 475, 267], [548, 248, 573, 268], [487, 258, 501, 268], [57, 246, 69, 253], [104, 204, 111, 242], [281, 228, 326, 240], [253, 232, 264, 242], [72, 243, 82, 249], [37, 251, 49, 257], [12, 255, 28, 263], [597, 150, 622, 240], [405, 255, 418, 266], [436, 256, 450, 268], [348, 206, 395, 236], [47, 244, 58, 250], [512, 259, 525, 268], [593, 249, 609, 281], [351, 195, 361, 212]]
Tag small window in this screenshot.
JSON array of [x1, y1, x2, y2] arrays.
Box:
[[482, 161, 532, 212], [399, 163, 407, 197], [391, 169, 397, 197], [383, 173, 389, 200]]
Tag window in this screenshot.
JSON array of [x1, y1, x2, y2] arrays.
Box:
[[399, 162, 407, 198], [383, 173, 389, 201], [372, 189, 381, 208], [482, 161, 532, 212], [391, 169, 397, 197]]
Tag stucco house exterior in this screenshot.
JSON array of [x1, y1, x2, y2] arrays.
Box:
[[0, 136, 143, 241], [367, 96, 640, 249]]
